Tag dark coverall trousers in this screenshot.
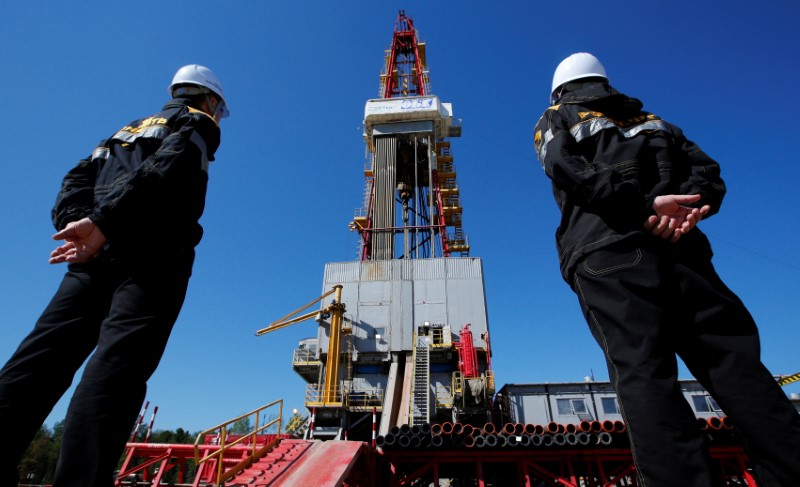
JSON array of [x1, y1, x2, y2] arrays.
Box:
[[572, 237, 800, 487], [0, 253, 190, 487]]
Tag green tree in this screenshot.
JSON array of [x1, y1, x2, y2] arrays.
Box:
[[18, 422, 202, 484], [149, 427, 195, 444], [19, 426, 49, 484], [18, 421, 61, 485], [230, 416, 253, 435]]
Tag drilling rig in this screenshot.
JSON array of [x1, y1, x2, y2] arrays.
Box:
[[259, 10, 494, 441]]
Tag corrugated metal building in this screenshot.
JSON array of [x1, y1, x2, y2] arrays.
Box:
[[496, 379, 800, 426]]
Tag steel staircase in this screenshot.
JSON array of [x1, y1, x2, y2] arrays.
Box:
[[411, 335, 431, 425]]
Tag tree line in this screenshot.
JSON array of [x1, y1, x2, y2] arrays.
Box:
[[18, 421, 199, 485], [17, 415, 286, 485]]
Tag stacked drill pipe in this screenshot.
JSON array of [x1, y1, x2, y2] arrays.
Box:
[[697, 416, 737, 444], [375, 421, 632, 450]]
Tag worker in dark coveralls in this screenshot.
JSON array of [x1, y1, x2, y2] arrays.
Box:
[[0, 64, 228, 486], [533, 52, 800, 486]]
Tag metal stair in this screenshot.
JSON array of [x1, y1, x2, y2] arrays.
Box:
[[284, 413, 310, 439], [411, 335, 430, 425], [230, 440, 367, 487]]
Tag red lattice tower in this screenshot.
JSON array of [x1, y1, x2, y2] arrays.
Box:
[[382, 10, 429, 98]]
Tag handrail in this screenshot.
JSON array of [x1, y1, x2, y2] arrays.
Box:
[[292, 347, 320, 365], [193, 399, 283, 485], [305, 383, 342, 406]]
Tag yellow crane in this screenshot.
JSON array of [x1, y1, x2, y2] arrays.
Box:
[[256, 285, 346, 404]]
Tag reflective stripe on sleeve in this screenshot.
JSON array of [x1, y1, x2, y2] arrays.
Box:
[[111, 125, 172, 144], [537, 128, 554, 168], [570, 118, 670, 143], [92, 146, 110, 160], [190, 131, 209, 173]]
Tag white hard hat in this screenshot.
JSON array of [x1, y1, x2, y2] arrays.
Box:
[[551, 52, 607, 96], [168, 64, 229, 118]]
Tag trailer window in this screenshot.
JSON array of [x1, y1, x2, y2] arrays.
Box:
[[692, 395, 711, 413], [556, 398, 587, 415], [601, 397, 619, 414], [572, 399, 587, 414]]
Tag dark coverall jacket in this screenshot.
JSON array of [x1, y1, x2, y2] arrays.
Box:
[[534, 82, 725, 285], [54, 96, 220, 263], [0, 97, 220, 487], [533, 82, 800, 487]]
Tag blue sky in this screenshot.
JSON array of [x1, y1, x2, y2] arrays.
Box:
[[1, 2, 798, 433]]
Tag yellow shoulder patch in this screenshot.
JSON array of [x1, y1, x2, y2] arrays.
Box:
[[188, 106, 210, 117], [578, 111, 604, 119], [187, 106, 218, 126]]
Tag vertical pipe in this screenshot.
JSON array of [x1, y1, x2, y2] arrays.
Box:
[[427, 135, 434, 254], [413, 135, 419, 258], [373, 137, 386, 259], [252, 410, 260, 456], [324, 285, 344, 404], [130, 400, 149, 442], [372, 407, 377, 448], [144, 406, 158, 443], [374, 137, 382, 259], [216, 427, 227, 484], [278, 401, 283, 438], [373, 136, 397, 259], [310, 407, 316, 439], [389, 137, 396, 258]]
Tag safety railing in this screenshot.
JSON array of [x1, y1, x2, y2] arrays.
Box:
[[193, 400, 283, 486], [292, 347, 320, 366], [341, 384, 385, 411], [305, 383, 342, 407], [451, 371, 463, 398], [429, 326, 453, 348], [434, 384, 454, 409]]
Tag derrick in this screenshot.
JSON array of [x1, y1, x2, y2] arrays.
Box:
[[353, 10, 468, 261]]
